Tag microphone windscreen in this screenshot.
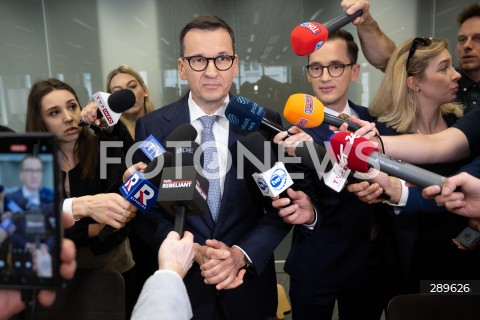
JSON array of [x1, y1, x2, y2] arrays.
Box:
[[164, 123, 198, 142], [225, 97, 266, 132], [295, 141, 330, 171], [171, 141, 202, 167], [290, 22, 329, 56], [284, 94, 325, 128], [0, 185, 4, 193], [238, 131, 277, 170], [108, 89, 136, 113], [143, 151, 174, 186], [328, 132, 377, 172]]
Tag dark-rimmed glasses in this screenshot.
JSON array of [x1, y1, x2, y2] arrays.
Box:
[[182, 55, 236, 72], [305, 63, 354, 78], [406, 37, 432, 71]]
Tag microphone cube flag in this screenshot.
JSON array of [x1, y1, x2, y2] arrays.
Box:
[[139, 134, 166, 161], [284, 94, 324, 128], [290, 22, 329, 56], [157, 166, 210, 217], [252, 162, 293, 197], [328, 132, 378, 173], [120, 171, 158, 213], [93, 91, 121, 126]]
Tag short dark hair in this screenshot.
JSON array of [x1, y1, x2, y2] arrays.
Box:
[[327, 29, 359, 64], [457, 3, 480, 26], [179, 15, 235, 57], [21, 154, 42, 170]]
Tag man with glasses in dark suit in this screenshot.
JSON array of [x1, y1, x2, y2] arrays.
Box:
[[133, 15, 290, 320]]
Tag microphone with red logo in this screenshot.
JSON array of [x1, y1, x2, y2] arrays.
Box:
[[328, 132, 446, 188], [283, 93, 360, 131], [290, 10, 363, 56], [120, 152, 174, 213], [157, 124, 209, 236], [98, 125, 192, 241], [98, 151, 174, 242], [78, 89, 136, 127]]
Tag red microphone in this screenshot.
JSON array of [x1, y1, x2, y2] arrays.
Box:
[[290, 10, 363, 56], [328, 132, 445, 188]]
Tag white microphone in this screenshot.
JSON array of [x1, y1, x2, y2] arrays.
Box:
[[79, 89, 135, 127], [252, 162, 294, 197]]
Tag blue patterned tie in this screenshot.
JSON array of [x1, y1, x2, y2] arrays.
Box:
[[199, 116, 221, 221]]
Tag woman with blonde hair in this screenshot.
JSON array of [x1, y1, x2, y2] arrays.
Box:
[[81, 65, 155, 154], [349, 37, 478, 295], [369, 37, 463, 134], [81, 66, 158, 317]]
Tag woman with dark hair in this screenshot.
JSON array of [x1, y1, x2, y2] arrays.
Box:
[[26, 78, 137, 315]]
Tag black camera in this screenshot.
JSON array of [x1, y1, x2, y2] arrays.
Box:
[[455, 226, 480, 250]]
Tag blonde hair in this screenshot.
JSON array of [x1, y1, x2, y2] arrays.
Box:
[[105, 65, 155, 139], [369, 38, 463, 133]]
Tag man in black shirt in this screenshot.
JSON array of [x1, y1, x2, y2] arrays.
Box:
[[342, 1, 480, 112], [456, 4, 480, 113]]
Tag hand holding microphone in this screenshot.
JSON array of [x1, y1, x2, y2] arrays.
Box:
[[79, 89, 136, 127], [341, 1, 372, 26], [329, 132, 446, 188], [238, 131, 315, 225], [290, 9, 363, 56], [283, 93, 361, 132]]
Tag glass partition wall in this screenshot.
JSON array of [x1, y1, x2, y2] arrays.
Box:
[[0, 0, 473, 260]]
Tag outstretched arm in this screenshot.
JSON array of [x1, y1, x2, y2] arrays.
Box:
[[341, 0, 396, 71], [423, 172, 480, 218], [346, 116, 470, 164]]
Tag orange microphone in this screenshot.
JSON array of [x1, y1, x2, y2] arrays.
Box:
[[284, 93, 361, 131], [283, 93, 324, 128]]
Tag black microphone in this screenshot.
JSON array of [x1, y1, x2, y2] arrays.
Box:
[[100, 124, 198, 241], [225, 96, 291, 136], [78, 89, 136, 127], [323, 114, 360, 131], [237, 131, 293, 199], [163, 123, 198, 144], [325, 10, 364, 33], [157, 140, 209, 236], [157, 123, 208, 236], [294, 141, 332, 172]]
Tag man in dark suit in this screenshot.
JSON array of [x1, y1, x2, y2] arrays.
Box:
[[273, 29, 389, 320], [4, 155, 54, 214], [133, 15, 291, 320], [2, 155, 54, 277]]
